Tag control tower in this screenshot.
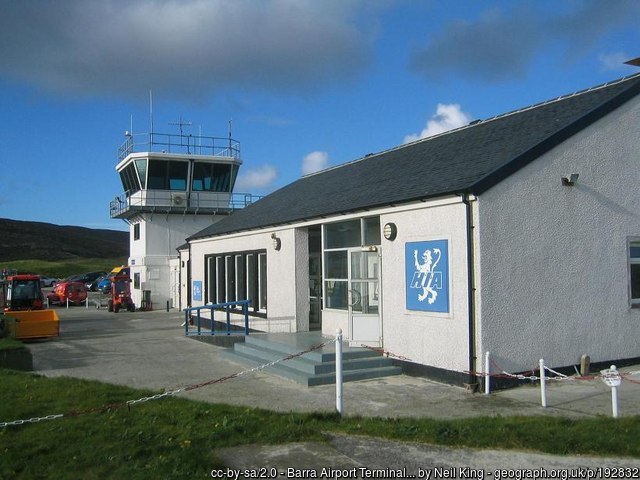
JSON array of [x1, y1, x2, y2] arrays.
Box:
[[110, 126, 260, 310]]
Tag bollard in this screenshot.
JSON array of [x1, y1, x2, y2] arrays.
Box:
[[539, 358, 547, 408], [166, 300, 169, 312], [335, 328, 343, 416], [484, 351, 491, 395]]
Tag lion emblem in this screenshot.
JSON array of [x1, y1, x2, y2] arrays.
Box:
[[412, 248, 442, 304]]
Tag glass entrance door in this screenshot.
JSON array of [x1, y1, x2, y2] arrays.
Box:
[[348, 249, 381, 347]]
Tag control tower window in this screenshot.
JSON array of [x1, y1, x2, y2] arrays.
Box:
[[135, 159, 147, 188], [192, 162, 236, 192], [119, 163, 141, 195], [147, 160, 188, 190]]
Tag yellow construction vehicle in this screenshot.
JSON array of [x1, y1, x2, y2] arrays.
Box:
[[0, 274, 59, 340]]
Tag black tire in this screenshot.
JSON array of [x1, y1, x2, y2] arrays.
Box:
[[128, 303, 135, 312], [114, 303, 120, 313], [107, 300, 113, 312]]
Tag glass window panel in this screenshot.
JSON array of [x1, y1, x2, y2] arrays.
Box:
[[230, 164, 239, 191], [226, 256, 236, 302], [216, 257, 225, 303], [168, 161, 188, 190], [207, 257, 217, 304], [118, 170, 129, 192], [630, 244, 640, 259], [325, 220, 361, 249], [631, 264, 640, 300], [148, 160, 168, 189], [247, 254, 256, 310], [325, 280, 347, 310], [350, 251, 378, 281], [192, 162, 209, 191], [135, 159, 147, 189], [235, 255, 245, 301], [259, 253, 267, 310], [213, 164, 231, 191], [324, 251, 348, 279], [363, 217, 381, 245]]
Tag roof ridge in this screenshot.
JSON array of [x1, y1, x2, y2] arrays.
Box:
[[479, 72, 640, 125], [301, 72, 640, 179]]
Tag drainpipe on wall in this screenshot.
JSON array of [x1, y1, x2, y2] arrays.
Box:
[[461, 193, 477, 388]]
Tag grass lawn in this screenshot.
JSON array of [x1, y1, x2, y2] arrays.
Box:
[[1, 369, 639, 479], [4, 257, 128, 279]]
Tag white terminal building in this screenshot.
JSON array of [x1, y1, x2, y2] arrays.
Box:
[[110, 128, 259, 311], [112, 73, 640, 387]]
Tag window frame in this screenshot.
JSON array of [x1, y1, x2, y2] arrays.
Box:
[[204, 249, 267, 317], [322, 216, 380, 311]]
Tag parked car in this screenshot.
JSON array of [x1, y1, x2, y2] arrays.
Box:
[[63, 271, 107, 290], [39, 276, 59, 287], [47, 281, 88, 306], [88, 275, 107, 291], [98, 276, 112, 294]]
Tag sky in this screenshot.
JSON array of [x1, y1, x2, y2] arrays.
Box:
[[1, 0, 639, 232]]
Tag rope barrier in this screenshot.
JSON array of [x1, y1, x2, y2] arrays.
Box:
[[3, 342, 640, 428], [0, 339, 332, 428]]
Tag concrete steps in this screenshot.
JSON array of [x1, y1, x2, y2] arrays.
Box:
[[221, 333, 402, 387]]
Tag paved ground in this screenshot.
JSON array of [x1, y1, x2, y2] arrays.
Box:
[[24, 306, 640, 475]]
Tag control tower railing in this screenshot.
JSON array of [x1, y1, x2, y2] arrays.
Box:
[[118, 132, 240, 161], [110, 190, 263, 218]]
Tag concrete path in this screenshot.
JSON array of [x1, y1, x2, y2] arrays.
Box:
[[25, 307, 640, 474]]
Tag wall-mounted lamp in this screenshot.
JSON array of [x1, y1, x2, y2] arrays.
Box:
[[383, 222, 397, 241], [271, 232, 281, 251], [561, 173, 579, 186]]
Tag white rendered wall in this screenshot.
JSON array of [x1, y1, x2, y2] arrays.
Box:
[[379, 200, 471, 372], [188, 227, 309, 333], [128, 214, 225, 309], [478, 97, 640, 372]]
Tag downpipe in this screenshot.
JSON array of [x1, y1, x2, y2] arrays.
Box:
[[462, 193, 477, 388]]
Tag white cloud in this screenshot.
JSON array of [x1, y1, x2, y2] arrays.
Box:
[[0, 0, 373, 101], [234, 165, 278, 191], [598, 52, 631, 71], [404, 104, 472, 143], [302, 151, 330, 175]]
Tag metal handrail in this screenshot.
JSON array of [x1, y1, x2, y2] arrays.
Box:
[[184, 300, 251, 336], [118, 132, 240, 161], [109, 191, 262, 218]]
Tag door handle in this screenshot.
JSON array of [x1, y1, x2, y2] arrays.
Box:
[[348, 289, 361, 307]]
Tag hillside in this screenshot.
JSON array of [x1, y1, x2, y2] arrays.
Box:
[[0, 218, 128, 262]]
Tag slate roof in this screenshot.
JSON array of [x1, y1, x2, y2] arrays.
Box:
[[189, 74, 640, 241]]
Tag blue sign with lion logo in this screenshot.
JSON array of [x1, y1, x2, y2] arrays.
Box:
[[405, 240, 449, 313], [193, 281, 202, 302]]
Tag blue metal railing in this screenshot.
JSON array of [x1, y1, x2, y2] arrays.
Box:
[[184, 300, 250, 336]]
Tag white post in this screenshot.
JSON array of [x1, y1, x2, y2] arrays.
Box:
[[611, 365, 619, 418], [85, 296, 89, 309], [66, 297, 69, 309], [539, 358, 547, 408], [484, 351, 491, 395], [335, 328, 343, 416]]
